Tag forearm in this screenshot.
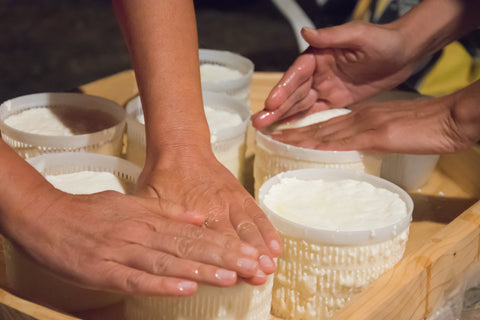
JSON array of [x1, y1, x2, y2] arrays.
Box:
[[113, 0, 211, 164], [0, 141, 59, 237], [390, 0, 480, 63]]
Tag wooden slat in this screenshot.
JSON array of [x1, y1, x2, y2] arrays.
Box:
[[0, 289, 80, 320]]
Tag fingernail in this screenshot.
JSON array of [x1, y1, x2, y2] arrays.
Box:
[[302, 26, 316, 33], [259, 255, 275, 271], [215, 269, 237, 281], [257, 112, 271, 121], [269, 240, 282, 253], [240, 244, 258, 257], [177, 281, 197, 292], [270, 130, 282, 136], [237, 258, 258, 271], [255, 269, 266, 279]]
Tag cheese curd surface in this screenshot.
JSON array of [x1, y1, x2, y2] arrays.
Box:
[[272, 108, 351, 131], [200, 63, 243, 83], [46, 171, 129, 195], [263, 177, 407, 231], [5, 107, 116, 136]]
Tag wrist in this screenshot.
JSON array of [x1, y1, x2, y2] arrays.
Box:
[[144, 140, 216, 173]]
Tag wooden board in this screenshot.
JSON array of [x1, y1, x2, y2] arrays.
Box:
[[0, 71, 478, 320]]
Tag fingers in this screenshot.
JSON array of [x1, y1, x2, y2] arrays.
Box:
[[141, 227, 261, 279], [111, 244, 240, 288], [98, 262, 198, 296], [228, 198, 279, 276], [253, 54, 316, 129], [301, 22, 364, 49]]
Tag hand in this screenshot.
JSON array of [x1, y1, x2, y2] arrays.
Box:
[[269, 82, 480, 154], [4, 188, 263, 296], [252, 21, 418, 129], [136, 149, 282, 285]]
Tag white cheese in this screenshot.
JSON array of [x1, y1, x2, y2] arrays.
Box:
[[200, 63, 243, 83]]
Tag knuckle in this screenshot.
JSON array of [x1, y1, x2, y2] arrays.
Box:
[[152, 254, 173, 275], [185, 224, 207, 239], [236, 221, 256, 235], [122, 273, 143, 293], [174, 238, 195, 258]]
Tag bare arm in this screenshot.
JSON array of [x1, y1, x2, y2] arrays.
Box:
[[112, 0, 282, 284]]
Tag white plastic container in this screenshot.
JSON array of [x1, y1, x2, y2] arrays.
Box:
[[199, 49, 254, 104], [3, 153, 141, 312], [0, 92, 125, 159], [258, 168, 413, 320], [125, 276, 273, 320], [253, 109, 382, 198], [371, 90, 440, 191], [125, 92, 250, 180]]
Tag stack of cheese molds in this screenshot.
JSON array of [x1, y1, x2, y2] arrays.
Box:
[[3, 153, 142, 312], [259, 168, 413, 319], [0, 92, 125, 159], [126, 91, 250, 180], [253, 108, 383, 198]]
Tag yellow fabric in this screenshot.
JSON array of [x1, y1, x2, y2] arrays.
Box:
[[352, 0, 371, 21], [373, 0, 391, 20], [418, 42, 480, 97]]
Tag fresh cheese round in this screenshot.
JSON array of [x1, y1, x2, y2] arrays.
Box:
[[259, 168, 413, 320], [200, 63, 244, 83]]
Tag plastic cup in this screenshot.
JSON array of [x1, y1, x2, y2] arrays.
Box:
[[3, 153, 141, 312], [258, 168, 413, 320], [199, 49, 254, 104], [125, 92, 250, 181], [0, 92, 125, 159]]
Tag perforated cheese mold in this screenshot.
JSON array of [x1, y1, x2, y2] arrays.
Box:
[[125, 276, 274, 320], [272, 230, 409, 320], [259, 168, 413, 320]]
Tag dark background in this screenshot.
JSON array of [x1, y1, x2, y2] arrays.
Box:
[[0, 0, 361, 103]]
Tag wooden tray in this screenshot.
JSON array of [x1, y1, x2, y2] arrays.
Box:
[[1, 71, 479, 320]]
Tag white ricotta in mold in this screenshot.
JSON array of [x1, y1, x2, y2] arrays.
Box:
[[200, 63, 243, 83], [204, 105, 243, 143], [273, 108, 351, 131], [46, 171, 128, 194], [5, 108, 75, 136], [4, 107, 116, 136], [263, 177, 407, 231]]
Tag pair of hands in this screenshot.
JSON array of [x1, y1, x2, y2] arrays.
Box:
[[11, 150, 280, 298], [252, 22, 479, 154]]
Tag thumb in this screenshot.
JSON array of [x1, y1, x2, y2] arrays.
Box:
[[301, 23, 363, 49]]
